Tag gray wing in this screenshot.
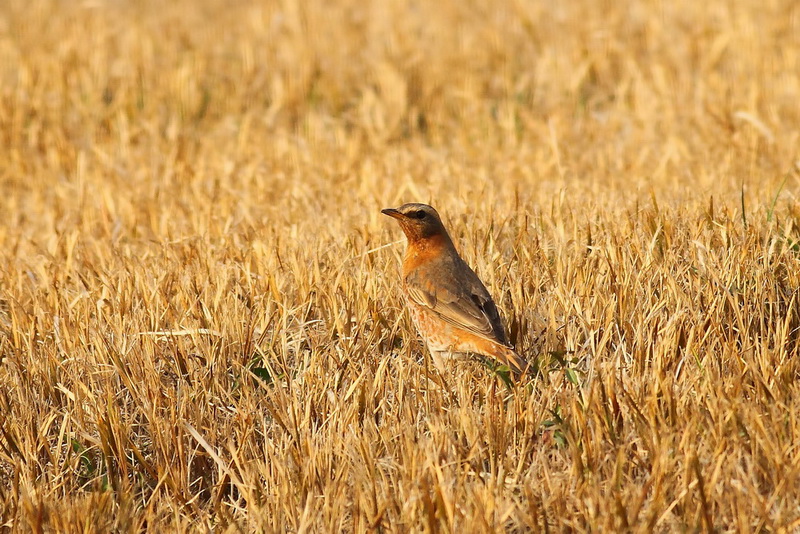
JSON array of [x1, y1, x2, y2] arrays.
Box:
[[405, 259, 510, 347]]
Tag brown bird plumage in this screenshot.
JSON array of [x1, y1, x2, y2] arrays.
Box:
[[382, 203, 530, 378]]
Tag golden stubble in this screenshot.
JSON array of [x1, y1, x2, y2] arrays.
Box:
[[1, 0, 799, 531]]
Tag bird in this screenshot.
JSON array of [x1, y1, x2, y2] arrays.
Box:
[[381, 202, 530, 379]]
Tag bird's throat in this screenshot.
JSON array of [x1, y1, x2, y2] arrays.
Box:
[[402, 232, 455, 271]]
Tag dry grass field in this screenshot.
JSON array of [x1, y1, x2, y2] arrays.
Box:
[[1, 0, 800, 531]]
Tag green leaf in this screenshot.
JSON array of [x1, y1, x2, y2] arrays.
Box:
[[767, 173, 789, 222], [565, 368, 579, 385], [71, 438, 94, 475], [494, 364, 514, 390], [251, 366, 273, 385]]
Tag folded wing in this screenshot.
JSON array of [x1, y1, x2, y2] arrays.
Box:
[[405, 265, 510, 347]]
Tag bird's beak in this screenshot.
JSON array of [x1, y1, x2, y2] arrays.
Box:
[[381, 208, 404, 220]]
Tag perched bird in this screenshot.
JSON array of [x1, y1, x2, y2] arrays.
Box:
[[382, 203, 529, 378]]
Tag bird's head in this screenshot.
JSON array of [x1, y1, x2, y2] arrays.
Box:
[[381, 203, 449, 242]]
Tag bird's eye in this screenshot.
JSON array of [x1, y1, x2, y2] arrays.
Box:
[[409, 210, 426, 219]]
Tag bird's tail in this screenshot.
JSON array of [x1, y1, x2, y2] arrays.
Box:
[[491, 345, 533, 381]]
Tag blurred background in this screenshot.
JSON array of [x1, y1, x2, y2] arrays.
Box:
[[2, 0, 798, 241]]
